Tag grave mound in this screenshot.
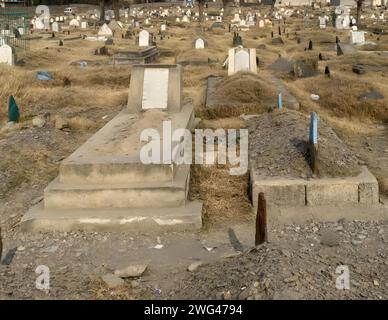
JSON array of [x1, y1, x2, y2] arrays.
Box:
[[247, 110, 378, 209], [247, 110, 360, 179], [206, 73, 275, 117]]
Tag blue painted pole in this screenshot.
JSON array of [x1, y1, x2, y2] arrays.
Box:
[[310, 112, 318, 145], [277, 93, 283, 110]]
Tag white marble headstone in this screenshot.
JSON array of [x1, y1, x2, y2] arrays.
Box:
[[51, 22, 59, 32], [0, 44, 13, 66], [139, 30, 150, 47], [98, 23, 113, 36], [142, 68, 169, 110], [350, 30, 365, 44], [69, 18, 80, 27], [234, 50, 250, 73], [195, 38, 205, 49]]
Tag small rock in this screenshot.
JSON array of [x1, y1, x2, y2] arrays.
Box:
[[188, 261, 205, 272], [17, 246, 25, 252], [31, 196, 43, 205], [42, 245, 58, 253], [55, 117, 69, 130], [373, 280, 380, 287], [32, 116, 45, 128], [101, 274, 124, 289], [320, 229, 340, 247], [284, 275, 299, 283], [114, 264, 147, 278], [223, 291, 232, 300], [351, 239, 363, 246]]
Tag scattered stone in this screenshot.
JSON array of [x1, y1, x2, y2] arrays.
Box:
[[31, 196, 43, 205], [101, 274, 125, 288], [188, 261, 205, 272], [284, 275, 299, 283], [42, 245, 59, 253], [223, 291, 232, 300], [351, 239, 363, 246], [54, 116, 69, 130], [114, 264, 148, 278], [32, 116, 46, 128], [320, 229, 340, 247]]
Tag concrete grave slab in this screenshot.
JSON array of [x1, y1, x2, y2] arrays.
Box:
[[23, 64, 202, 233]]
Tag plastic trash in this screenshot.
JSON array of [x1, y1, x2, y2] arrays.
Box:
[[36, 71, 53, 81], [8, 95, 20, 123], [79, 61, 87, 68]]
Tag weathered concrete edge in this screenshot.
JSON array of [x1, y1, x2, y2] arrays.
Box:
[[21, 201, 203, 233]]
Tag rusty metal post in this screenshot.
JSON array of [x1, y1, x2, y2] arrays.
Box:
[[255, 192, 267, 246]]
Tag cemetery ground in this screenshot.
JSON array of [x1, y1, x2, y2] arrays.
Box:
[[1, 6, 388, 299]]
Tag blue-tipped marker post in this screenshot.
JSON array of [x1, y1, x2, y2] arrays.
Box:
[[277, 92, 283, 110], [309, 112, 319, 175]]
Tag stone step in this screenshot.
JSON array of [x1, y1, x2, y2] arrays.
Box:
[[21, 201, 203, 233], [59, 161, 177, 185], [45, 165, 190, 209]]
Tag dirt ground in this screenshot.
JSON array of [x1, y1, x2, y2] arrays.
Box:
[[1, 4, 388, 300]]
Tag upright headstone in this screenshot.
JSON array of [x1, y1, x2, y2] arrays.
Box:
[[350, 30, 365, 45], [194, 38, 205, 49], [228, 47, 257, 76], [142, 68, 169, 110], [139, 30, 150, 47], [0, 44, 14, 66], [98, 23, 113, 37], [51, 21, 60, 33]]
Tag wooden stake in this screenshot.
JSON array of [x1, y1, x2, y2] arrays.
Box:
[[255, 192, 267, 246]]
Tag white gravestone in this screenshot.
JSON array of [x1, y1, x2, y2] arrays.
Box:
[[228, 48, 257, 76], [319, 17, 326, 29], [0, 44, 14, 66], [195, 38, 205, 49], [234, 50, 250, 72], [69, 18, 80, 27], [98, 23, 113, 37], [350, 30, 365, 45], [139, 30, 150, 47], [142, 68, 169, 110], [51, 22, 59, 32], [81, 21, 87, 29]]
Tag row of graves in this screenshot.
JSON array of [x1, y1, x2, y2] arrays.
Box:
[[7, 4, 388, 232], [20, 60, 382, 232]]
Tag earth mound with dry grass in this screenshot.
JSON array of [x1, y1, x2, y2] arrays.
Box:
[[206, 73, 276, 118]]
